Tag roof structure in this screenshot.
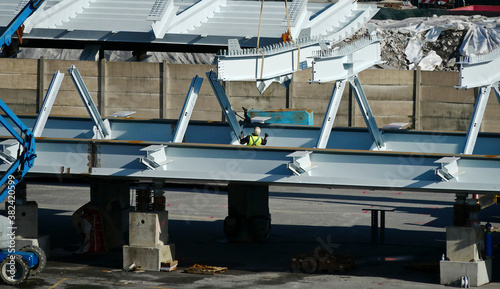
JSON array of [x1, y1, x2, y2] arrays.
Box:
[[0, 0, 376, 54]]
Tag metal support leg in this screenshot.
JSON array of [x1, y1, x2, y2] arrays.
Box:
[[380, 210, 386, 244], [316, 79, 346, 149], [152, 182, 165, 211], [172, 75, 203, 143], [463, 85, 491, 154], [225, 183, 270, 242], [349, 75, 385, 150], [68, 65, 110, 139], [33, 71, 64, 137], [453, 193, 468, 226], [206, 70, 242, 142], [371, 210, 378, 244]]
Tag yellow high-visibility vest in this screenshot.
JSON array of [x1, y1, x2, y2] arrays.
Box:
[[248, 135, 262, 146]]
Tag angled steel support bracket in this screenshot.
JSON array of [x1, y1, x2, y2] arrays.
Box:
[[206, 70, 241, 142], [286, 151, 316, 176], [349, 75, 385, 151], [173, 75, 203, 143], [457, 47, 500, 154], [33, 70, 64, 137], [435, 156, 463, 182], [316, 79, 346, 149], [462, 85, 491, 154], [148, 0, 176, 39], [139, 144, 171, 170], [68, 65, 111, 140], [310, 36, 384, 150]]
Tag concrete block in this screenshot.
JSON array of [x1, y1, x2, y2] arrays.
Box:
[[446, 226, 483, 262], [14, 235, 51, 258], [440, 259, 492, 287], [123, 244, 175, 272], [6, 201, 38, 238], [129, 212, 168, 247]]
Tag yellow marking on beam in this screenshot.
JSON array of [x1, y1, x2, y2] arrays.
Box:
[[48, 278, 68, 289]]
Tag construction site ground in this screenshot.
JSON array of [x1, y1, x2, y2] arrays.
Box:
[[6, 183, 500, 289]]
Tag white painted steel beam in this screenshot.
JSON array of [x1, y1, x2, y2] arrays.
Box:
[[457, 47, 500, 89], [166, 0, 226, 34], [10, 139, 500, 194], [172, 75, 203, 143], [206, 70, 241, 142], [217, 37, 322, 92], [32, 70, 64, 138], [463, 86, 491, 155], [23, 0, 94, 33], [68, 65, 110, 139], [350, 75, 385, 151], [316, 79, 346, 149], [306, 0, 378, 44], [309, 36, 382, 83]]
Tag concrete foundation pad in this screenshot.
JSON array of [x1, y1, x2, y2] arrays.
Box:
[[129, 211, 168, 247], [446, 226, 484, 262], [123, 244, 175, 272], [440, 259, 492, 287], [14, 234, 51, 258], [12, 201, 39, 238]]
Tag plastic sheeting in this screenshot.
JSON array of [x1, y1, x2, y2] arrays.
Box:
[[459, 24, 500, 56]]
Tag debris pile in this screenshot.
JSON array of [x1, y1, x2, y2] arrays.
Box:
[[349, 15, 500, 71]]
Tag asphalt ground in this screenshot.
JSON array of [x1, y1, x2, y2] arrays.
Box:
[[2, 183, 500, 289]]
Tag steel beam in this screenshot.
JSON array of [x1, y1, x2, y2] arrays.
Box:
[[350, 75, 385, 150], [457, 48, 500, 89], [8, 138, 499, 194], [206, 70, 241, 142], [463, 86, 491, 155], [68, 65, 111, 139], [33, 70, 64, 138], [316, 79, 346, 149], [309, 36, 382, 83], [172, 75, 203, 143]]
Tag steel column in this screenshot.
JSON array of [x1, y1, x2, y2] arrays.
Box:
[[349, 76, 385, 150], [463, 86, 491, 155], [206, 70, 242, 141], [316, 79, 346, 149], [32, 70, 64, 137], [172, 75, 203, 143], [68, 65, 110, 139]]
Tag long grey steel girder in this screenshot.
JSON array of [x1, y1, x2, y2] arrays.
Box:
[[6, 138, 499, 194], [3, 115, 500, 155]]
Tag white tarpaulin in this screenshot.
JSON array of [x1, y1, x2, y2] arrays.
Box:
[[418, 50, 442, 70], [405, 36, 423, 64], [459, 24, 500, 56]]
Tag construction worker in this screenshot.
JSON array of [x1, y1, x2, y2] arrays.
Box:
[[240, 126, 268, 146]]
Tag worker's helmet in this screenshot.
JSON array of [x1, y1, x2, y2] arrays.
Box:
[[253, 126, 261, 136]]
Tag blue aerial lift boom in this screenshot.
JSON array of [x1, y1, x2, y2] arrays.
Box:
[[0, 0, 45, 285]]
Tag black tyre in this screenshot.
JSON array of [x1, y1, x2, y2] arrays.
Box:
[[20, 245, 46, 276], [223, 216, 244, 241], [0, 254, 30, 285], [248, 215, 271, 242]]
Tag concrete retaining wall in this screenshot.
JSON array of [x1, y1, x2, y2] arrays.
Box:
[[0, 58, 495, 132]]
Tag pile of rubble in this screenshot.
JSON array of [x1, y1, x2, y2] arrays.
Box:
[[358, 14, 500, 71]]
